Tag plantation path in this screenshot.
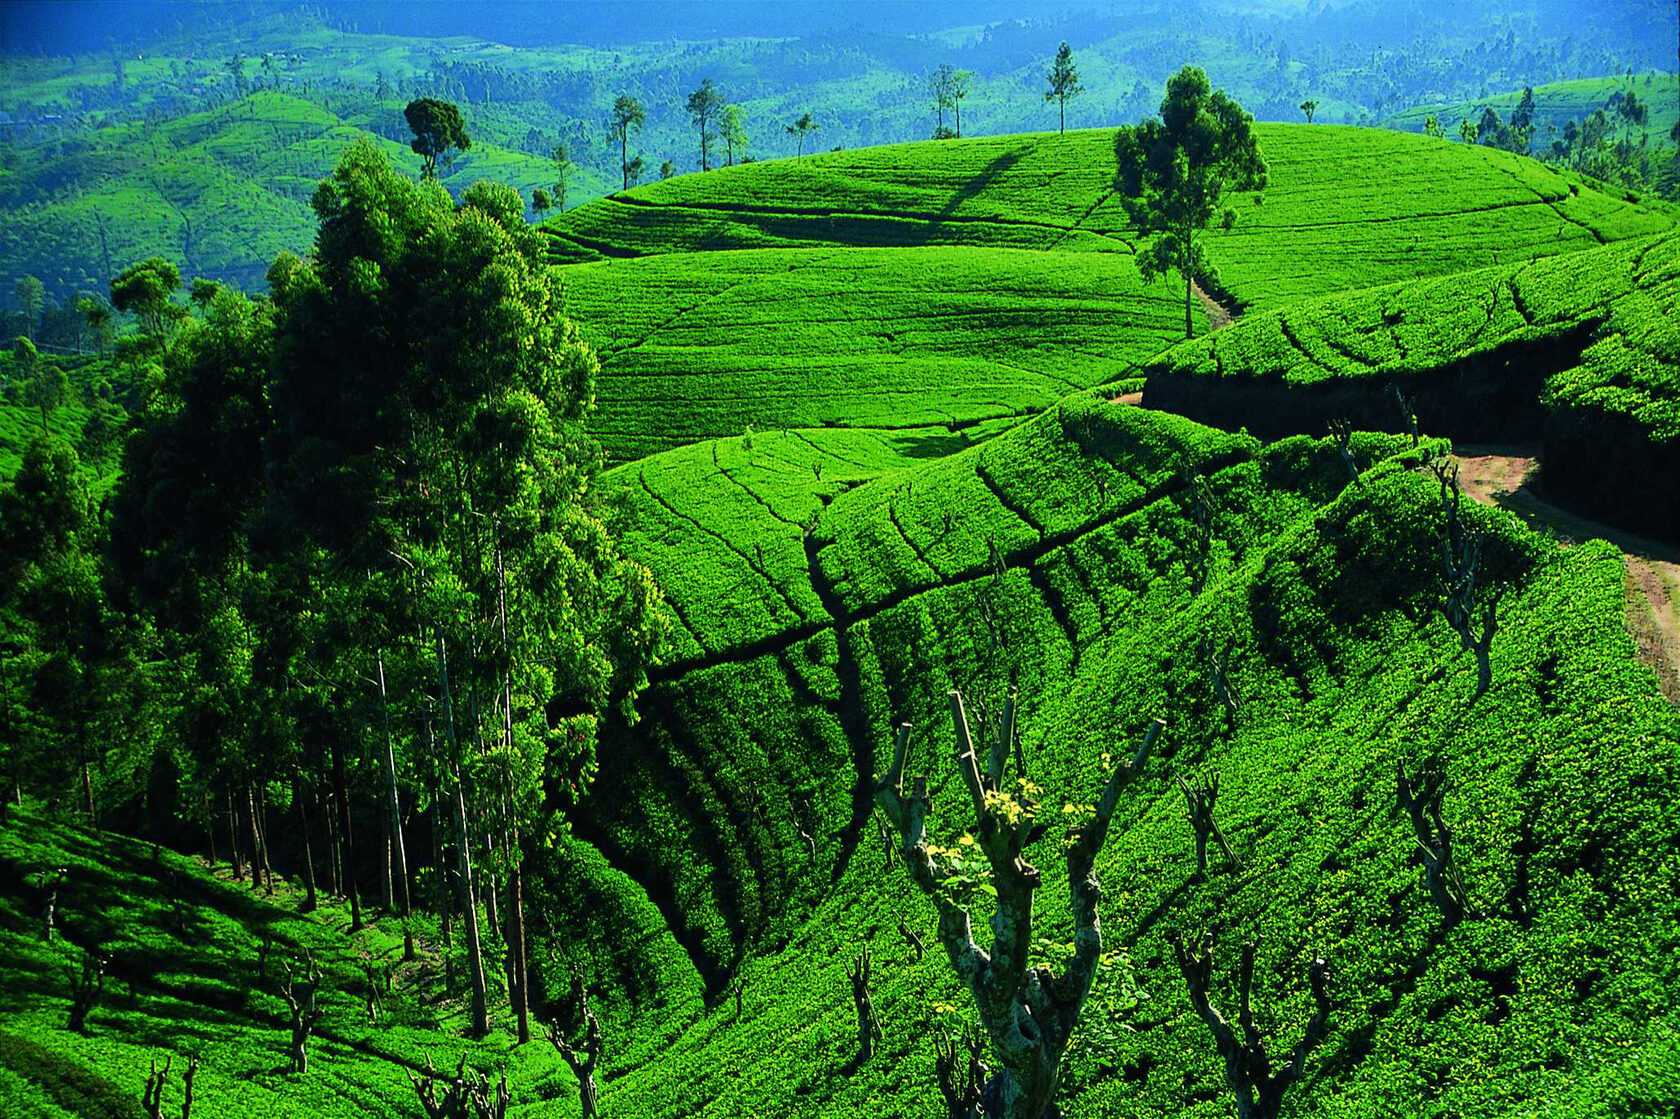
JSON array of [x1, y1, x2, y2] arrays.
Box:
[[1454, 445, 1680, 703], [1191, 279, 1236, 331], [1113, 283, 1237, 407]]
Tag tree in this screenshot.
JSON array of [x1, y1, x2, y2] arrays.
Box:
[[929, 65, 958, 138], [531, 188, 552, 215], [952, 69, 974, 137], [1299, 99, 1318, 123], [14, 276, 43, 341], [551, 142, 573, 210], [1045, 42, 1084, 134], [1476, 105, 1507, 148], [1170, 934, 1332, 1119], [721, 103, 748, 166], [547, 981, 602, 1119], [1510, 86, 1536, 151], [78, 296, 115, 353], [1114, 66, 1268, 340], [110, 257, 182, 343], [17, 337, 66, 432], [404, 98, 471, 179], [610, 95, 647, 190], [1423, 114, 1444, 139], [785, 113, 818, 160], [687, 78, 725, 171], [1459, 118, 1478, 143], [1617, 89, 1648, 144], [624, 155, 646, 187], [265, 141, 666, 1041], [659, 160, 677, 181], [874, 691, 1162, 1119]]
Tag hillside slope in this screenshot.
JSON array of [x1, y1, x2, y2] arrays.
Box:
[[545, 402, 1680, 1117], [545, 124, 1673, 310]]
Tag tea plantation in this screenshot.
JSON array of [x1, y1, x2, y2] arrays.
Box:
[[5, 105, 1680, 1119]]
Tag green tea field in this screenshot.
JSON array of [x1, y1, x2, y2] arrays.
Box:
[[4, 12, 1680, 1118]]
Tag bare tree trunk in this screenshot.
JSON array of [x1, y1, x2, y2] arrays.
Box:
[[379, 658, 414, 958], [331, 735, 363, 931], [437, 636, 489, 1036], [81, 761, 95, 825], [246, 784, 267, 893], [227, 788, 244, 882], [296, 773, 318, 912], [507, 831, 530, 1043]]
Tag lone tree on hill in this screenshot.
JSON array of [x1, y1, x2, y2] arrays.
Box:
[[873, 688, 1163, 1119], [1114, 66, 1268, 340], [1170, 933, 1332, 1119], [404, 98, 470, 179], [1045, 41, 1084, 133], [786, 113, 819, 159], [687, 78, 726, 171], [952, 69, 974, 137], [1299, 99, 1317, 123], [929, 64, 961, 138], [611, 95, 647, 190]]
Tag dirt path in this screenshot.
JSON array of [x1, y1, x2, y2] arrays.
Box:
[[1454, 444, 1680, 703], [1191, 279, 1235, 332]]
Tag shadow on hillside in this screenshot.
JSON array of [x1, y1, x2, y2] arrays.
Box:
[[933, 143, 1031, 228]]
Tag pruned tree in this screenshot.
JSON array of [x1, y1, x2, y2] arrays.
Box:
[[929, 64, 959, 138], [1178, 461, 1217, 593], [1386, 383, 1419, 448], [873, 693, 1163, 1119], [256, 931, 274, 981], [722, 103, 749, 166], [66, 948, 106, 1033], [1396, 759, 1475, 925], [1114, 67, 1267, 340], [279, 952, 323, 1074], [1328, 418, 1359, 484], [1177, 771, 1240, 875], [410, 1055, 510, 1119], [898, 916, 926, 963], [1169, 933, 1332, 1119], [143, 1053, 197, 1119], [848, 942, 883, 1062], [1198, 636, 1241, 723], [41, 865, 67, 941], [1045, 42, 1084, 134], [1431, 461, 1503, 698], [934, 1021, 989, 1119], [546, 979, 602, 1119]]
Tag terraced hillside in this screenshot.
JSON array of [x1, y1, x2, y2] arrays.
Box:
[[547, 400, 1680, 1118], [1384, 73, 1680, 148], [1139, 231, 1680, 539], [545, 125, 1674, 310], [567, 246, 1200, 462]]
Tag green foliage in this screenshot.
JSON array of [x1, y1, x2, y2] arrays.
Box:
[[404, 97, 471, 179], [1114, 66, 1269, 338]]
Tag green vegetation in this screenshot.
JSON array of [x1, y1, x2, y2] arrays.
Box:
[[4, 19, 1680, 1119], [1139, 231, 1680, 538], [544, 125, 1672, 312], [565, 245, 1202, 463]]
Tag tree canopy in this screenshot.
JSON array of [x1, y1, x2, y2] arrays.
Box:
[[1113, 65, 1267, 339], [404, 97, 471, 179]]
